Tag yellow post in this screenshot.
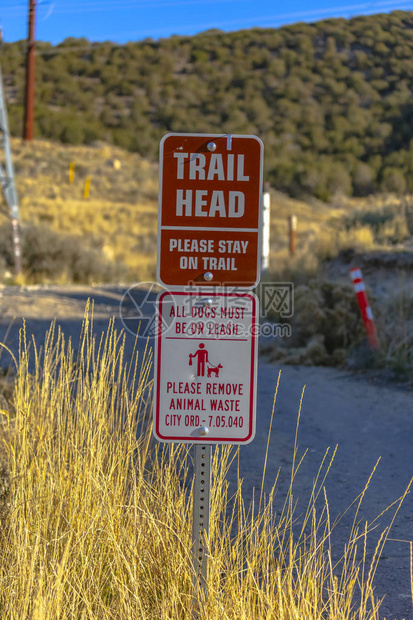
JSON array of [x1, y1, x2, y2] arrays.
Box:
[[69, 161, 75, 183], [83, 175, 91, 199]]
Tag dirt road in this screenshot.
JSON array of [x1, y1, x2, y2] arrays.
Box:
[[250, 363, 413, 620], [0, 284, 412, 619]]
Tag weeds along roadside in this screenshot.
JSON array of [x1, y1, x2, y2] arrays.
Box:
[[260, 270, 413, 381], [0, 222, 126, 285], [259, 198, 413, 379], [1, 138, 159, 284], [0, 314, 410, 618], [374, 283, 413, 381]]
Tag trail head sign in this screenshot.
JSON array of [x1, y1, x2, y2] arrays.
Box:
[[153, 290, 258, 444], [157, 133, 263, 288]]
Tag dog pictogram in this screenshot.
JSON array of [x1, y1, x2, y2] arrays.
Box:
[[207, 363, 223, 378]]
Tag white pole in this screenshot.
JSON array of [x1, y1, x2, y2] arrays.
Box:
[[262, 185, 270, 273]]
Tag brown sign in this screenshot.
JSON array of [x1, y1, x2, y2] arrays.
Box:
[[157, 133, 263, 287]]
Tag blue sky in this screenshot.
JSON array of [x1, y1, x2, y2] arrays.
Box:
[[1, 0, 413, 45]]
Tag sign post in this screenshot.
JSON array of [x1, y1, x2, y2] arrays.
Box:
[[154, 289, 258, 615], [192, 443, 212, 608], [154, 133, 263, 613]]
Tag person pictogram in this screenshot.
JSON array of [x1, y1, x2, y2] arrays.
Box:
[[189, 344, 223, 378], [189, 343, 209, 377]]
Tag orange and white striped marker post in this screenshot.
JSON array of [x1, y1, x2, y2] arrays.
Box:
[[350, 267, 378, 350]]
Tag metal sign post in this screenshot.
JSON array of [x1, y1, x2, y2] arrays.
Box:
[[154, 289, 258, 611], [154, 132, 262, 614], [192, 443, 212, 613]]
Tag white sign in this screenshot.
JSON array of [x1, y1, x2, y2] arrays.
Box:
[[153, 290, 258, 444]]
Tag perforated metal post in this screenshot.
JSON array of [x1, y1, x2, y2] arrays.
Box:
[[192, 443, 212, 612]]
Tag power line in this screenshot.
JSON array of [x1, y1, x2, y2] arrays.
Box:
[[0, 0, 244, 16], [2, 0, 413, 49], [44, 0, 413, 42], [2, 0, 254, 11], [2, 0, 413, 16], [108, 2, 413, 38]]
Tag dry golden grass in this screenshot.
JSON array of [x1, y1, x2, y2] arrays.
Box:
[[374, 282, 413, 378], [0, 314, 409, 618], [268, 191, 412, 280], [4, 138, 159, 281], [2, 137, 411, 285]]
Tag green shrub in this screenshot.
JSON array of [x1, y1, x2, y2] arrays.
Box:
[[345, 207, 395, 232], [0, 223, 123, 283], [5, 12, 413, 199]]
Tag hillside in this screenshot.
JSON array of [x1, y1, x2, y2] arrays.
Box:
[[3, 11, 413, 200], [0, 137, 411, 287], [0, 139, 159, 282]]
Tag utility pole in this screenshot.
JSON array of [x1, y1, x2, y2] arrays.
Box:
[[23, 0, 36, 141], [0, 35, 23, 276]]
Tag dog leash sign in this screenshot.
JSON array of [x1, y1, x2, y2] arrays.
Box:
[[153, 290, 258, 444]]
